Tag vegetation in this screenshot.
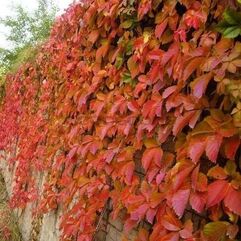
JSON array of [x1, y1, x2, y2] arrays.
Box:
[[216, 8, 241, 38], [0, 0, 58, 91], [0, 0, 241, 241]]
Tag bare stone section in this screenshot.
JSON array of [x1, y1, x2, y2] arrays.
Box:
[[0, 167, 22, 241], [39, 212, 58, 241], [0, 153, 61, 241]]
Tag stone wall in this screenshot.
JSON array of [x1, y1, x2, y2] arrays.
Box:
[[95, 215, 139, 241], [0, 152, 132, 241], [0, 153, 61, 241], [0, 168, 22, 241]]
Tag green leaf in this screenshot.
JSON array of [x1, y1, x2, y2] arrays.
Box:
[[223, 9, 241, 25], [216, 9, 241, 38], [216, 20, 232, 33], [224, 160, 237, 176], [129, 0, 135, 6], [203, 221, 229, 241], [121, 72, 136, 87], [125, 40, 133, 56], [115, 55, 124, 69], [122, 72, 131, 83], [120, 19, 134, 29], [223, 26, 241, 38]]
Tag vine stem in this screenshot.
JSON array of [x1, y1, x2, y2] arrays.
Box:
[[92, 198, 110, 241]]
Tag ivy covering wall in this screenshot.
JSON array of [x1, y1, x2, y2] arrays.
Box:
[[0, 0, 241, 240]]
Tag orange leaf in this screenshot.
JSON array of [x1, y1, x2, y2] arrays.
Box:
[[207, 166, 227, 180], [127, 56, 139, 79], [183, 57, 204, 82]]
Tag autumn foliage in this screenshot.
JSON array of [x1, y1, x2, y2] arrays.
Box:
[[0, 0, 241, 240]]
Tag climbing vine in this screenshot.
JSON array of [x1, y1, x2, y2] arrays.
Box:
[[0, 0, 241, 241]]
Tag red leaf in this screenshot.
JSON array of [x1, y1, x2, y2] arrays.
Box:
[[173, 111, 195, 136], [124, 162, 135, 185], [148, 49, 164, 61], [190, 191, 207, 213], [162, 85, 177, 99], [124, 218, 137, 232], [191, 167, 206, 194], [224, 187, 241, 216], [131, 203, 149, 221], [127, 100, 140, 113], [146, 208, 157, 224], [142, 147, 163, 171], [183, 57, 204, 82], [179, 220, 193, 239], [158, 126, 172, 143], [156, 171, 165, 185], [189, 110, 201, 128], [155, 19, 168, 39], [138, 1, 152, 20], [224, 136, 240, 160], [173, 166, 193, 191], [191, 164, 200, 191], [161, 43, 179, 66], [67, 146, 78, 160], [142, 100, 157, 120], [150, 192, 163, 208], [207, 180, 229, 208], [188, 139, 206, 163], [191, 73, 212, 98], [147, 167, 159, 183], [162, 213, 182, 231], [205, 135, 223, 163], [172, 189, 190, 217]]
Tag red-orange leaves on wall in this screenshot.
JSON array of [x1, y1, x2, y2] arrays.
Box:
[[0, 0, 241, 240]]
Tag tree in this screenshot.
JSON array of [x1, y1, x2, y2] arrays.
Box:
[[0, 0, 58, 76], [0, 0, 58, 49]]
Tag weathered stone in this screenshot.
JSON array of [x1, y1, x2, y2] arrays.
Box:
[[109, 217, 123, 232]]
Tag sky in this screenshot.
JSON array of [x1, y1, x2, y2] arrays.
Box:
[[0, 0, 74, 49]]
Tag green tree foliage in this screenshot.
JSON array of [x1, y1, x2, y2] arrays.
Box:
[[0, 0, 58, 80], [1, 0, 58, 48]]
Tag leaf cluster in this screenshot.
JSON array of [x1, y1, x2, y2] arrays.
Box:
[[0, 1, 240, 241], [216, 9, 241, 38]]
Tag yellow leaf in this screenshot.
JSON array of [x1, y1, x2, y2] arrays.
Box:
[[143, 138, 159, 148]]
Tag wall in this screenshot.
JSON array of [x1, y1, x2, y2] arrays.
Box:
[[0, 153, 60, 241], [0, 152, 133, 241]]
